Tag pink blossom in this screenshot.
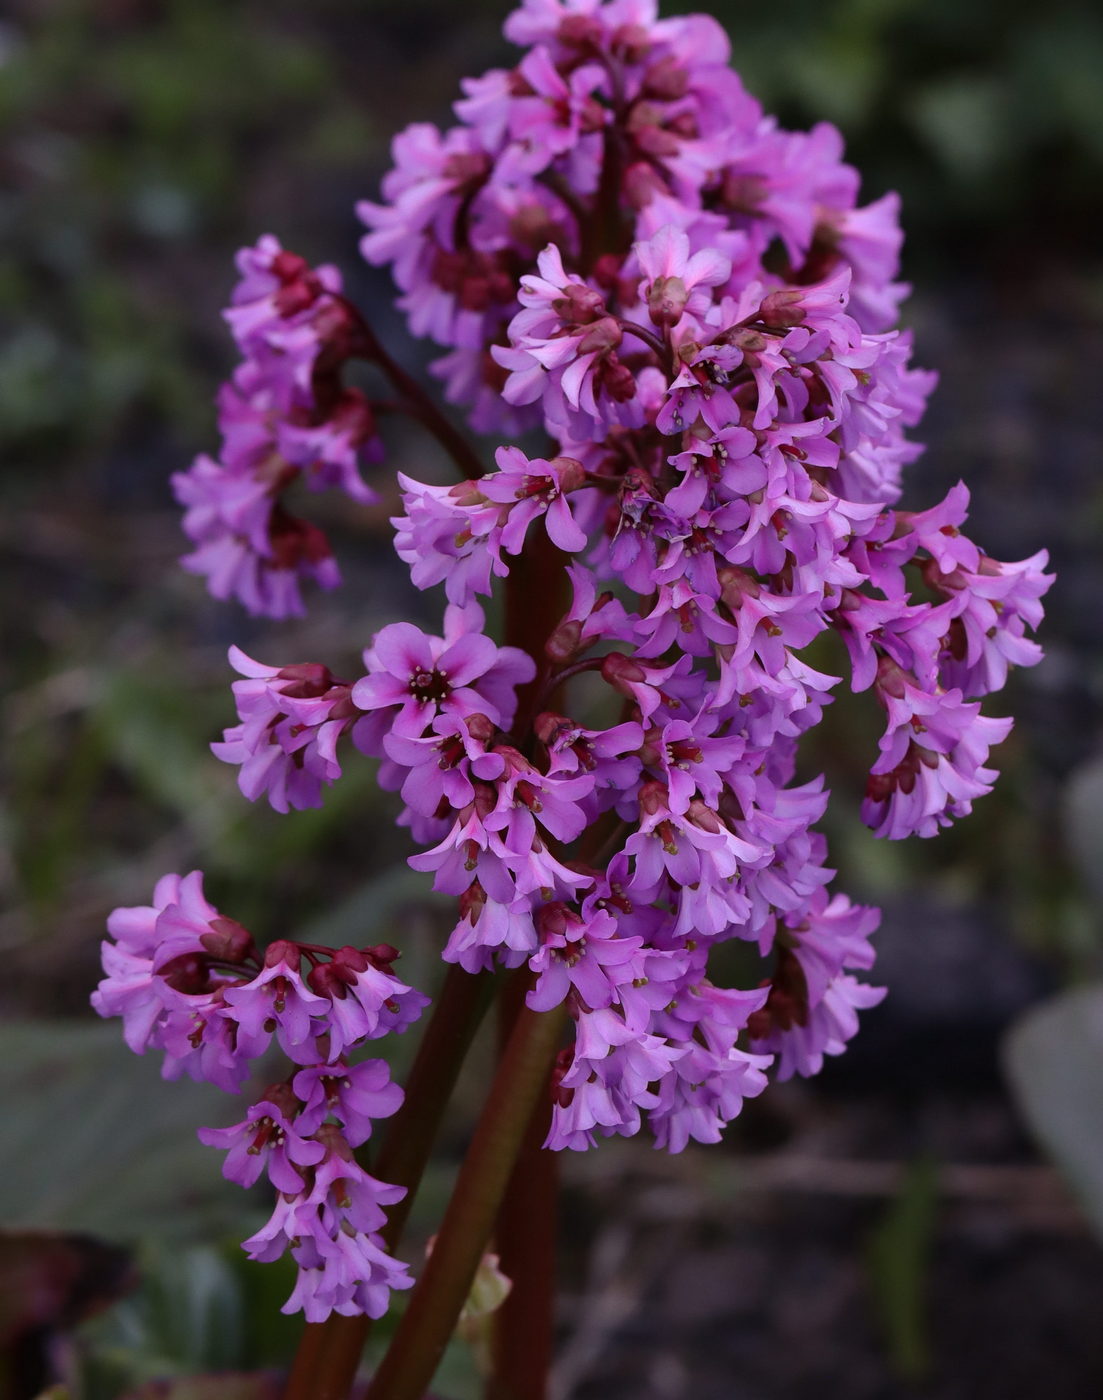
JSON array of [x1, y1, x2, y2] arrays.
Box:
[[634, 224, 731, 328], [479, 447, 592, 553], [292, 1059, 404, 1146], [352, 606, 535, 746], [198, 1092, 326, 1192], [212, 647, 362, 813], [307, 945, 430, 1059], [221, 940, 330, 1064], [94, 872, 260, 1091]]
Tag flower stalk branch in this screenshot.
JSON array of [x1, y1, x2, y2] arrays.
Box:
[[282, 963, 496, 1400], [364, 1002, 568, 1400]]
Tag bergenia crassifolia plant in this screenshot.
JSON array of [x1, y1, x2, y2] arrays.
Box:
[[93, 1, 1052, 1395]]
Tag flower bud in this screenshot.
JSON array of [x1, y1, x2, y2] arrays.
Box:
[[647, 274, 688, 328], [201, 916, 256, 965]]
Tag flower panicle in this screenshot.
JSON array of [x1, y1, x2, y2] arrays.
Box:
[[93, 871, 423, 1320], [104, 0, 1053, 1326]]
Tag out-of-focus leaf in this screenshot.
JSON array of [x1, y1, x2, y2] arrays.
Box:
[[866, 1157, 939, 1380], [1062, 755, 1103, 904], [92, 669, 225, 822], [0, 1022, 242, 1241], [79, 1242, 296, 1397], [0, 1231, 134, 1344], [121, 1375, 280, 1400], [907, 75, 1006, 181], [0, 1230, 135, 1400], [1003, 984, 1103, 1238]]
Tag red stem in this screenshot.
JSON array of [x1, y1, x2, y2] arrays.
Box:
[[484, 526, 573, 1399], [364, 1000, 568, 1400], [282, 964, 494, 1400], [343, 302, 487, 481], [488, 978, 558, 1400]]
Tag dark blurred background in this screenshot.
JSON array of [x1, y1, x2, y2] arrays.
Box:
[[2, 1, 1103, 1397]]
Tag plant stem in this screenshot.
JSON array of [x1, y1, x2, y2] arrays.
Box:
[[488, 522, 572, 1400], [504, 527, 571, 743], [282, 963, 495, 1400], [346, 305, 487, 480], [487, 976, 558, 1400], [364, 999, 568, 1400]]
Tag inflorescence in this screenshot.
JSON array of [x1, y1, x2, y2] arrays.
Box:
[[95, 0, 1051, 1324]]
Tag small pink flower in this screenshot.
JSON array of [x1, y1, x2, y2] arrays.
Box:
[[222, 940, 330, 1064]]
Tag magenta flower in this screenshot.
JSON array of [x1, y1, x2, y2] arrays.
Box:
[[648, 981, 772, 1151], [98, 0, 1053, 1342], [495, 243, 643, 436], [198, 1092, 326, 1192], [634, 224, 731, 328], [94, 871, 261, 1091], [222, 940, 330, 1064], [212, 647, 363, 813], [392, 474, 510, 604], [749, 966, 886, 1080], [352, 606, 535, 746], [307, 946, 430, 1059], [504, 44, 608, 177], [240, 1127, 413, 1321], [863, 655, 1014, 839], [384, 712, 506, 819], [292, 1059, 404, 1146], [527, 904, 640, 1014], [479, 447, 591, 553], [443, 883, 539, 973]]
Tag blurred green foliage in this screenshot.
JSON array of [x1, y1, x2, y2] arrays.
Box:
[[681, 0, 1103, 236], [866, 1157, 940, 1381]]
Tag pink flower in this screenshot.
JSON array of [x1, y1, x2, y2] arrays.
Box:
[[198, 1091, 326, 1192], [222, 940, 330, 1064], [94, 872, 261, 1091], [479, 447, 591, 553], [634, 224, 731, 328], [292, 1059, 404, 1146], [240, 1127, 413, 1321], [352, 605, 535, 747], [307, 946, 429, 1059], [392, 474, 510, 604], [443, 883, 539, 973], [212, 647, 363, 813], [495, 244, 643, 436], [749, 964, 886, 1080], [505, 45, 608, 177]]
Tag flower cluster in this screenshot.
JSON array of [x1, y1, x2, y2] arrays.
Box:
[[103, 0, 1052, 1324], [93, 872, 424, 1319], [173, 236, 384, 618], [351, 0, 1051, 1145]]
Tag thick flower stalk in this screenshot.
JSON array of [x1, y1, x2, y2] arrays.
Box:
[[94, 0, 1052, 1394]]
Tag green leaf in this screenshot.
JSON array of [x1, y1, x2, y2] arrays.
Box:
[[79, 1239, 299, 1396], [1002, 984, 1103, 1238], [866, 1157, 939, 1380], [92, 668, 225, 824], [0, 1022, 244, 1241]]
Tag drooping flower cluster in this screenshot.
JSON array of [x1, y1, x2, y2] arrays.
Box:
[[93, 871, 424, 1319], [102, 0, 1052, 1323], [172, 237, 385, 618], [350, 0, 1051, 1146]]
